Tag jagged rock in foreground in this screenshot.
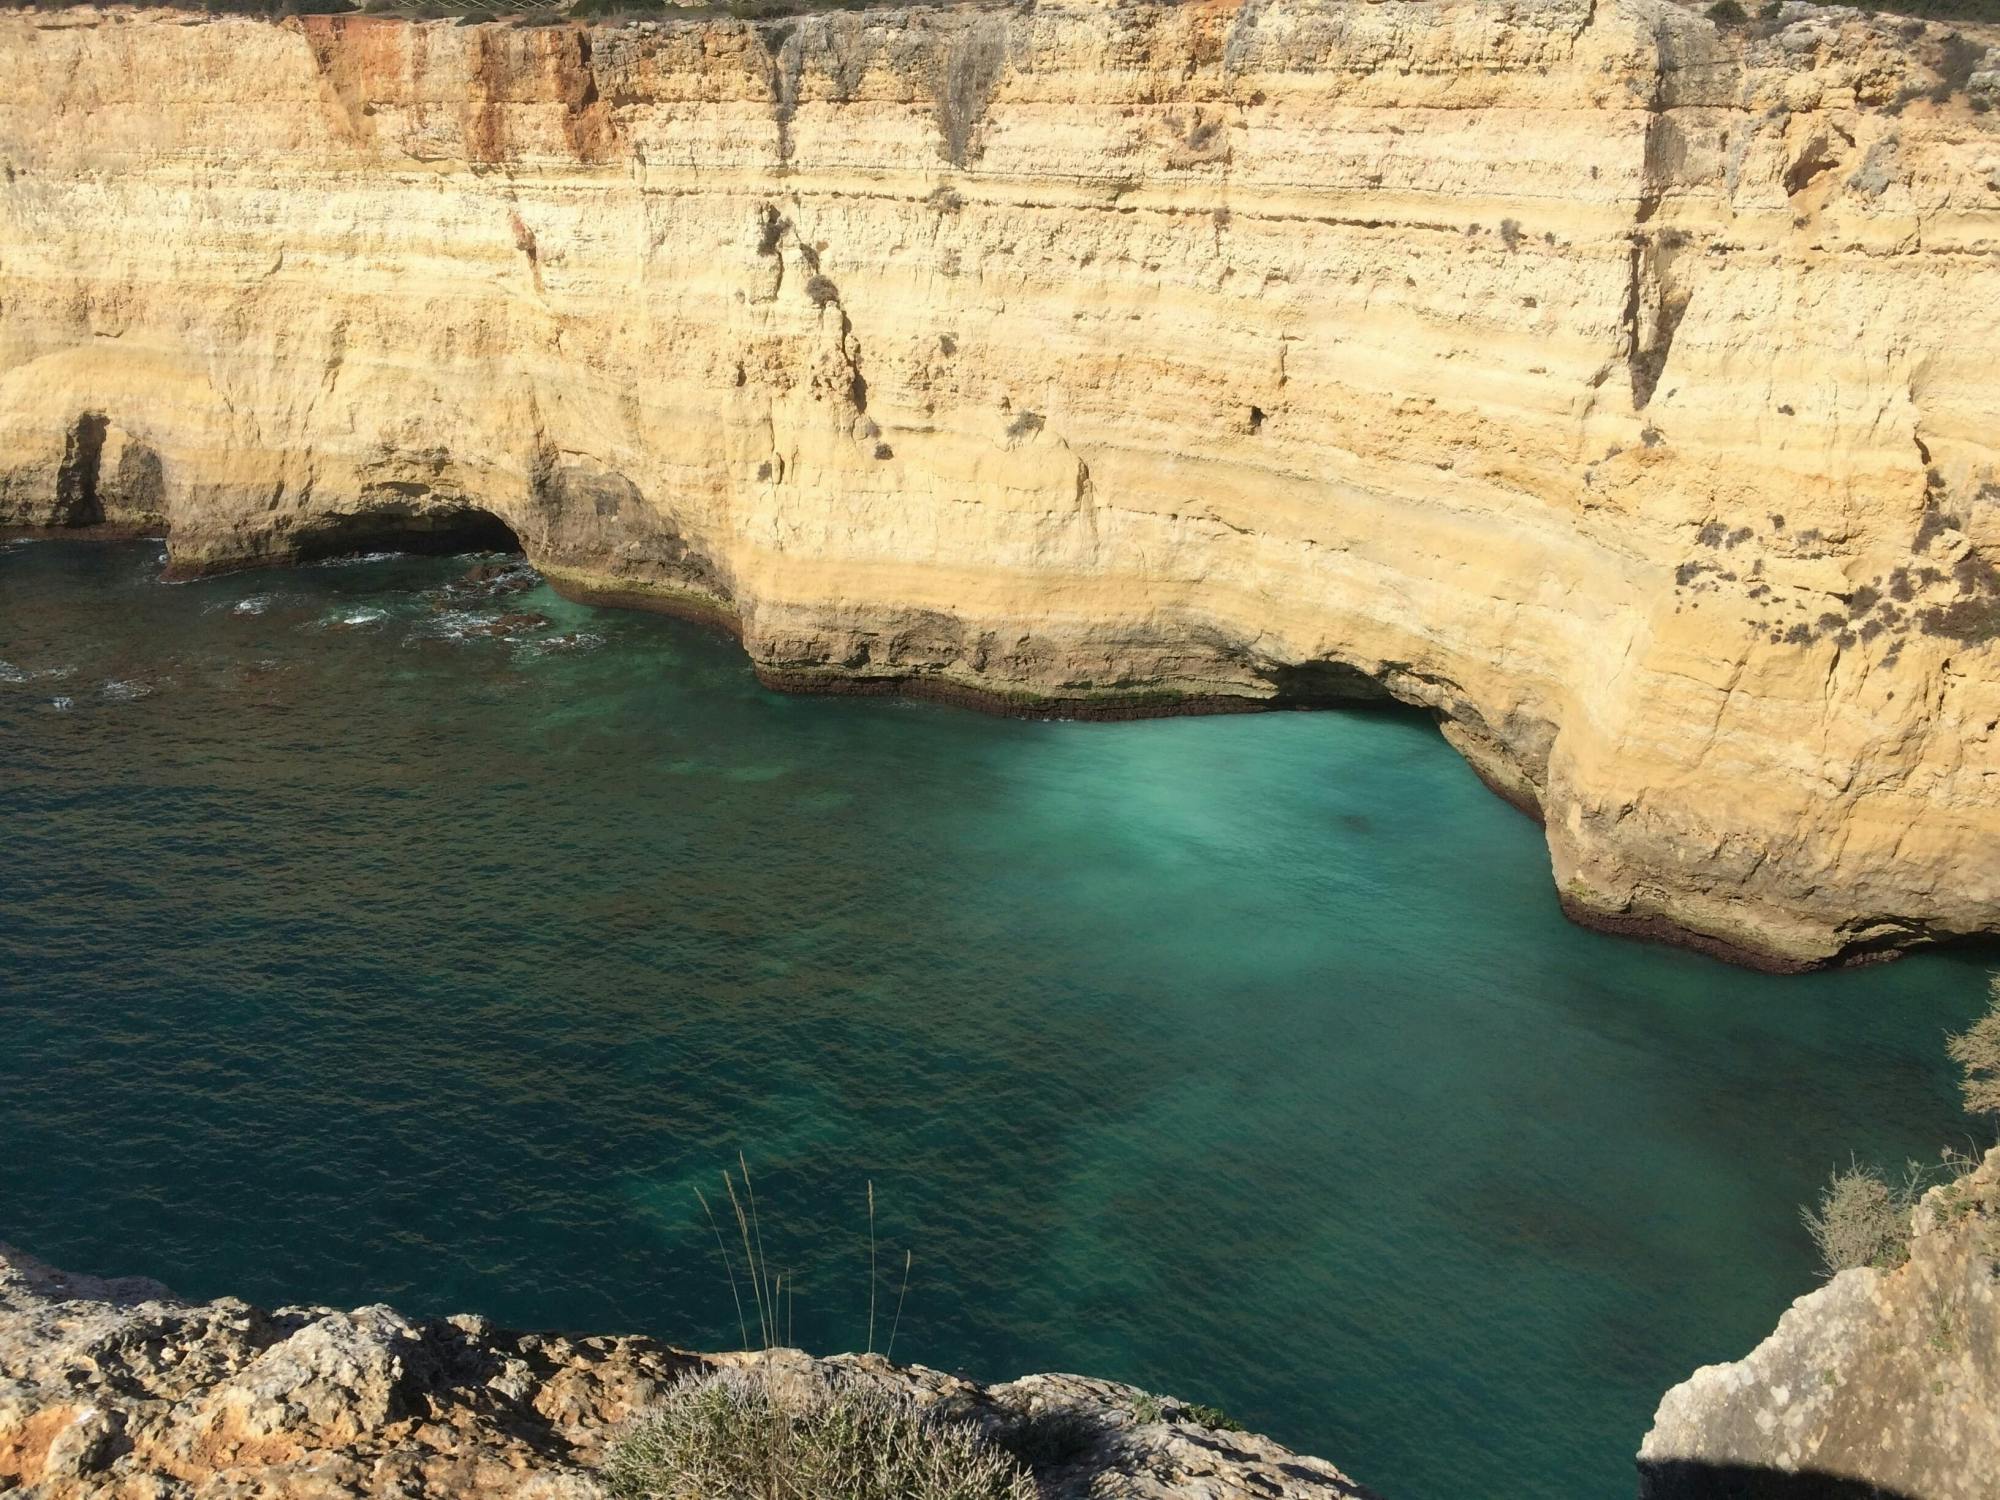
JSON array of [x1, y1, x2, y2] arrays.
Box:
[[1638, 1146, 2000, 1500], [1, 0, 1997, 970], [0, 1244, 1371, 1499]]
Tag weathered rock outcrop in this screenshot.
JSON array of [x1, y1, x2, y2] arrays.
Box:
[[1639, 1146, 2000, 1499], [0, 1242, 1370, 1498], [1, 0, 1996, 968]]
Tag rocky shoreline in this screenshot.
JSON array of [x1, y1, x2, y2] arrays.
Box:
[[0, 1244, 1373, 1499], [1640, 1145, 2000, 1500], [14, 1149, 1995, 1500], [8, 1136, 1998, 1500]]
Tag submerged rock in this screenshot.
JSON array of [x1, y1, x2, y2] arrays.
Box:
[[454, 610, 553, 638], [0, 1245, 1373, 1499], [454, 562, 539, 599]]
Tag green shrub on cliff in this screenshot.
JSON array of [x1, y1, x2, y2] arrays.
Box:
[[1800, 1161, 1918, 1276], [1180, 1401, 1246, 1432], [1945, 974, 2000, 1124], [1800, 973, 2000, 1281], [604, 1370, 1036, 1500]]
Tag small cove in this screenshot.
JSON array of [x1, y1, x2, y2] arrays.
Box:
[[0, 539, 1988, 1498]]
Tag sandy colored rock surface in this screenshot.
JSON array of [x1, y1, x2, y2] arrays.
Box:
[[0, 1243, 1372, 1499], [0, 0, 1995, 968], [1640, 1145, 2000, 1499]]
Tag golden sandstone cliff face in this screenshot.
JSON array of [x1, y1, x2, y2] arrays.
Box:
[[0, 0, 1995, 969]]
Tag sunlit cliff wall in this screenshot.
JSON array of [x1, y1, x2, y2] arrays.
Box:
[[2, 0, 1997, 968]]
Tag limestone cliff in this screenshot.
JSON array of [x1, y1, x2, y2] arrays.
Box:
[[0, 1243, 1368, 1499], [1, 0, 1996, 969], [1639, 1145, 2000, 1499]]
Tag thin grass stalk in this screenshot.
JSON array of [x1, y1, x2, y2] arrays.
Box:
[[739, 1152, 779, 1343], [693, 1184, 750, 1351], [724, 1169, 772, 1347], [887, 1249, 912, 1361]]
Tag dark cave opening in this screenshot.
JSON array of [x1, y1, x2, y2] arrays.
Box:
[[290, 505, 523, 565], [56, 414, 109, 527], [1262, 657, 1396, 707]]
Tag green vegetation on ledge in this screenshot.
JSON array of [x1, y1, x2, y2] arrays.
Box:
[[1801, 972, 2000, 1277], [605, 1371, 1037, 1500]]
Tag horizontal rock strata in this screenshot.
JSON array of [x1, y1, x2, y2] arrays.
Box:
[[1639, 1145, 2000, 1499], [0, 0, 1996, 966], [0, 1242, 1371, 1499]]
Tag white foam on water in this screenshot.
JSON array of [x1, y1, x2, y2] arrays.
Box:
[[101, 679, 153, 702], [232, 596, 272, 617], [320, 607, 389, 629], [50, 696, 73, 712], [311, 551, 406, 568], [3, 660, 77, 685], [516, 630, 604, 660], [410, 609, 494, 645]]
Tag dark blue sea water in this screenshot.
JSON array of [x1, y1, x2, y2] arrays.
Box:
[[1, 540, 1988, 1498]]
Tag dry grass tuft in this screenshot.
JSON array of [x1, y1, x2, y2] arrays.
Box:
[[1945, 974, 2000, 1122], [604, 1369, 1037, 1500], [1801, 1161, 1917, 1277]]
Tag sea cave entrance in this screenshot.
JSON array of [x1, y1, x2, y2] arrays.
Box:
[[290, 503, 523, 565]]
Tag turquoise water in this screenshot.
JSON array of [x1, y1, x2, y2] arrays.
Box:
[[1, 540, 1989, 1498]]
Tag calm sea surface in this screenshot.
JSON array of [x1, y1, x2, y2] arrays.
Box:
[[1, 540, 1988, 1498]]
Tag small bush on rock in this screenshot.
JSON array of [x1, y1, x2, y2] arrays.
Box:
[[1945, 974, 2000, 1123], [604, 1369, 1036, 1500], [1796, 971, 2000, 1284], [1180, 1401, 1246, 1432], [1801, 1162, 1916, 1277]]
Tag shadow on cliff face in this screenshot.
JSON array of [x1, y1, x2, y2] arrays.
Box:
[[54, 414, 109, 527], [1262, 658, 1396, 707], [291, 505, 521, 564], [1637, 1459, 1917, 1500]]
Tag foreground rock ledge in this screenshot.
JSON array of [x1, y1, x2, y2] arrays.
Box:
[[1, 0, 1998, 969], [0, 1244, 1372, 1499], [1639, 1146, 2000, 1500]]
